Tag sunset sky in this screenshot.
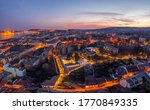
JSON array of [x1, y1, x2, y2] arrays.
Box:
[[0, 0, 150, 30]]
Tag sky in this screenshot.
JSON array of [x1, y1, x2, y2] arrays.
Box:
[[0, 0, 150, 30]]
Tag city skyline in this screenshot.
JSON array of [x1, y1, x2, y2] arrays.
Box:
[[1, 0, 150, 30]]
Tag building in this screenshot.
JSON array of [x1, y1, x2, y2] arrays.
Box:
[[0, 71, 13, 81], [139, 37, 146, 43], [110, 65, 139, 79], [84, 64, 94, 75], [56, 43, 75, 55], [137, 63, 150, 70], [103, 44, 118, 55], [85, 75, 97, 86], [120, 72, 150, 88], [3, 63, 26, 77], [0, 54, 4, 58], [110, 66, 127, 79], [144, 46, 150, 54], [41, 75, 59, 88]]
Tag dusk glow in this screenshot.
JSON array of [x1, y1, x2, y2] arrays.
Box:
[[0, 0, 150, 30]]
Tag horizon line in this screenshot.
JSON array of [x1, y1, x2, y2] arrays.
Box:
[[1, 26, 150, 31]]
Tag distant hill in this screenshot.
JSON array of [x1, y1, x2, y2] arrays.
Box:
[[1, 27, 150, 33], [95, 27, 150, 33]]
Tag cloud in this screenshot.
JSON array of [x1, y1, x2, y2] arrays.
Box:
[[131, 14, 150, 19], [141, 14, 150, 18], [79, 11, 123, 16], [56, 21, 122, 29], [113, 18, 137, 23]]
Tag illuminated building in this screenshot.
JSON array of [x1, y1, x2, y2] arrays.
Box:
[[3, 63, 26, 77], [120, 72, 150, 88], [0, 30, 14, 40]]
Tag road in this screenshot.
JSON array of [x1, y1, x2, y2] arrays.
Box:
[[17, 43, 50, 59], [53, 53, 83, 89], [0, 67, 3, 72], [53, 55, 65, 88], [56, 80, 119, 93], [54, 69, 135, 92], [52, 53, 120, 92]]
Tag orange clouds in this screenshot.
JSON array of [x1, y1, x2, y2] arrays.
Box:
[[57, 22, 120, 29]]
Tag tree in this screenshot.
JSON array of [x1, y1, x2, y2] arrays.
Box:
[[74, 52, 80, 62]]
